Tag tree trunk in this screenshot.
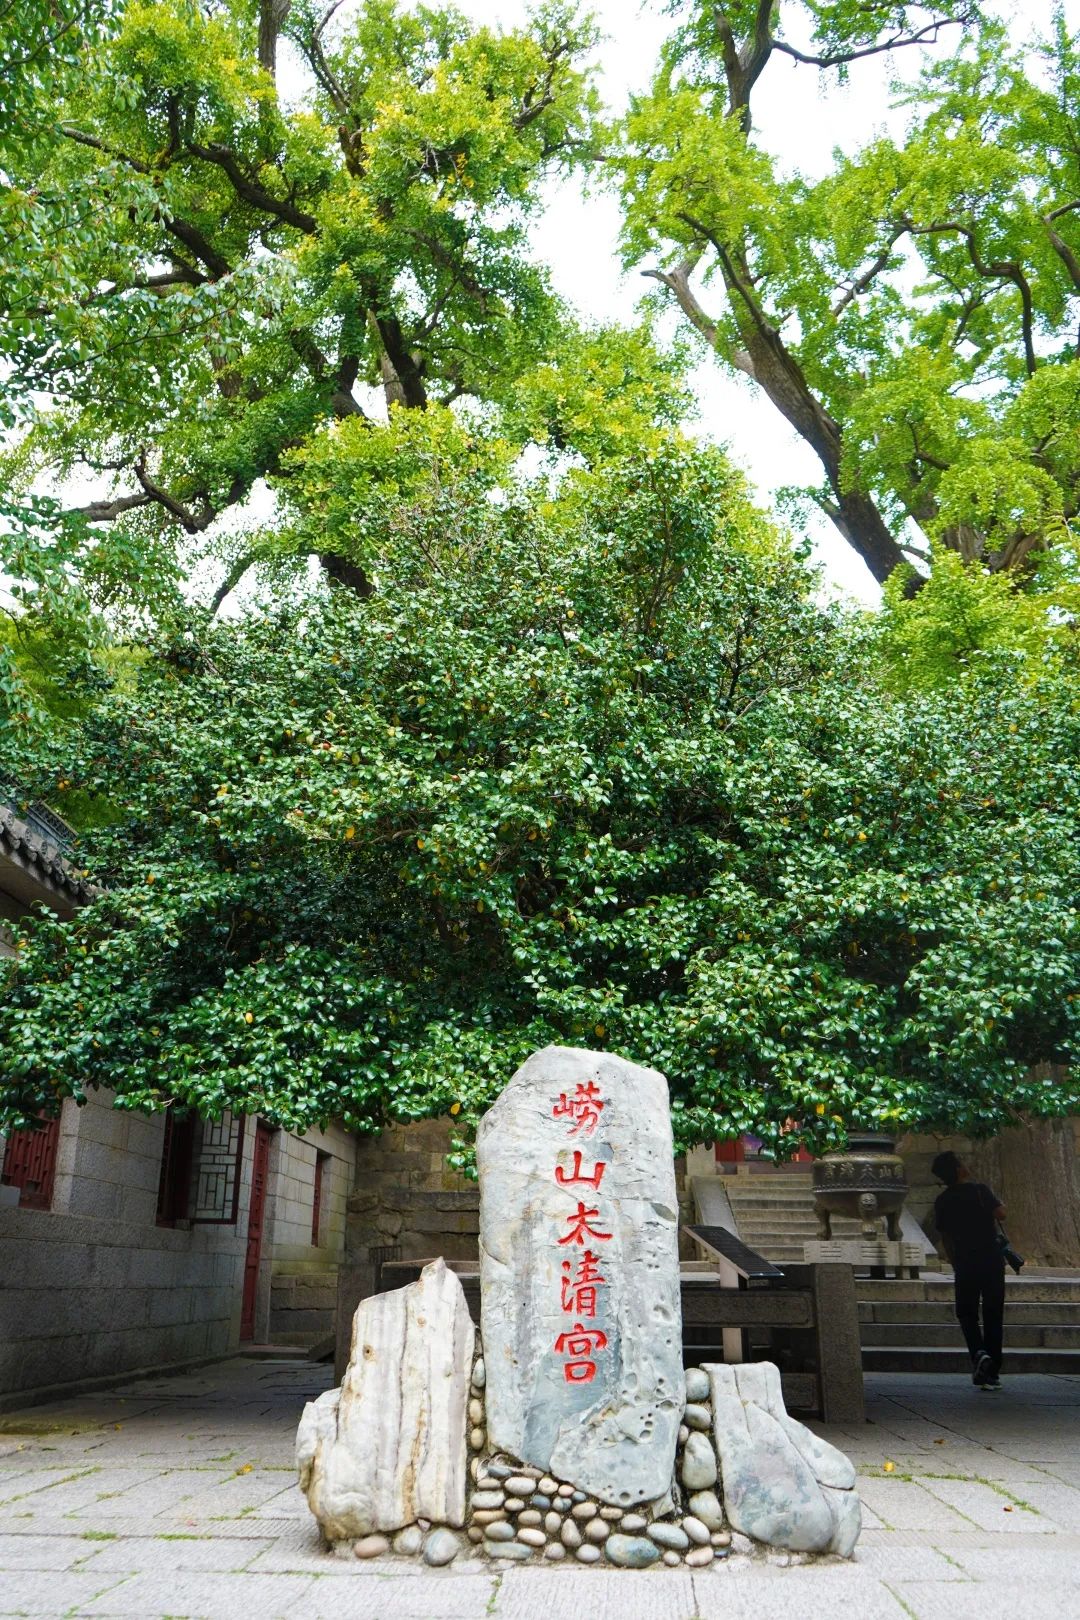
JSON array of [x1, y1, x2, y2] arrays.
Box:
[[258, 0, 291, 76], [718, 259, 906, 584]]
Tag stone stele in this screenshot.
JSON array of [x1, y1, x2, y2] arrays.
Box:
[[296, 1257, 474, 1542], [478, 1045, 684, 1506]]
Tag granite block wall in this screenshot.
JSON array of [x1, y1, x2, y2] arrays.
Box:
[[267, 1121, 354, 1346], [0, 1087, 359, 1402]]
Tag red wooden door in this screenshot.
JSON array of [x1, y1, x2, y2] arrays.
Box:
[[1, 1114, 60, 1209], [241, 1122, 273, 1341]]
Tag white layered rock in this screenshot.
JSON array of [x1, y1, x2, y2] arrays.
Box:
[[478, 1045, 684, 1507], [297, 1258, 474, 1542], [704, 1361, 861, 1556]]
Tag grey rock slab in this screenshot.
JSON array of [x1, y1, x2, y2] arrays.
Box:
[[681, 1431, 718, 1489], [735, 1361, 856, 1491], [705, 1362, 859, 1556], [477, 1045, 684, 1507], [296, 1257, 474, 1540], [824, 1484, 863, 1559]]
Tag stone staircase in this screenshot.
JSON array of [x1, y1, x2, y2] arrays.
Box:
[[722, 1169, 919, 1265], [859, 1275, 1080, 1373], [718, 1170, 1080, 1374]]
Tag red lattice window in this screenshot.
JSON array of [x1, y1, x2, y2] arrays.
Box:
[[1, 1114, 61, 1210]]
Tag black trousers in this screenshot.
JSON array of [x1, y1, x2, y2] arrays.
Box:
[[953, 1259, 1006, 1374]]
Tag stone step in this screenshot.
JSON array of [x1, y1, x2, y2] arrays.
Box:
[[857, 1277, 1080, 1303], [860, 1321, 1080, 1349], [727, 1197, 819, 1209], [862, 1345, 1080, 1374], [860, 1300, 1080, 1325]]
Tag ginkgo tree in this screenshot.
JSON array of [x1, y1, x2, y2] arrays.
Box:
[[619, 1, 1080, 587], [2, 0, 692, 719]]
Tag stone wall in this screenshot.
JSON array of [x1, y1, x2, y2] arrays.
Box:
[[334, 1118, 480, 1377], [899, 1115, 1080, 1266], [0, 1088, 358, 1403], [267, 1122, 354, 1347], [0, 1090, 250, 1406]]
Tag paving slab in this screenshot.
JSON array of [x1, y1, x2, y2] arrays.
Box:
[[941, 1543, 1080, 1584], [692, 1568, 912, 1620], [1, 1361, 1079, 1617], [853, 1476, 977, 1532], [0, 1532, 107, 1570], [76, 1534, 277, 1573], [495, 1568, 697, 1620], [288, 1574, 503, 1620], [0, 1569, 131, 1615], [74, 1570, 317, 1616], [890, 1578, 1075, 1619], [917, 1474, 1055, 1534]]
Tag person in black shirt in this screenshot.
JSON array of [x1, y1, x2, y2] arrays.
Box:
[[931, 1151, 1007, 1389]]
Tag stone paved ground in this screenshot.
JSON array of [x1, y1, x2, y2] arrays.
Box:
[[0, 1358, 1078, 1620]]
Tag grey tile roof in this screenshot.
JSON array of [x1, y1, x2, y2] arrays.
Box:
[[0, 803, 93, 904]]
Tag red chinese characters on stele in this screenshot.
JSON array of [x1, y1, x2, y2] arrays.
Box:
[[551, 1079, 612, 1384]]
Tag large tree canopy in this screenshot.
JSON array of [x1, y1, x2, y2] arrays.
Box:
[[4, 442, 1078, 1154], [3, 0, 1079, 1156], [2, 0, 682, 731], [620, 1, 1080, 588]]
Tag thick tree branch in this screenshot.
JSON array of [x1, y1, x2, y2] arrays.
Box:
[[209, 553, 257, 616], [60, 123, 150, 171], [831, 229, 904, 317], [371, 311, 428, 409], [902, 217, 1037, 376], [642, 258, 721, 351], [73, 490, 153, 524], [514, 37, 572, 132], [1044, 221, 1080, 293], [185, 142, 318, 233], [159, 218, 233, 281], [63, 129, 235, 278], [666, 210, 905, 583], [772, 14, 971, 72]]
